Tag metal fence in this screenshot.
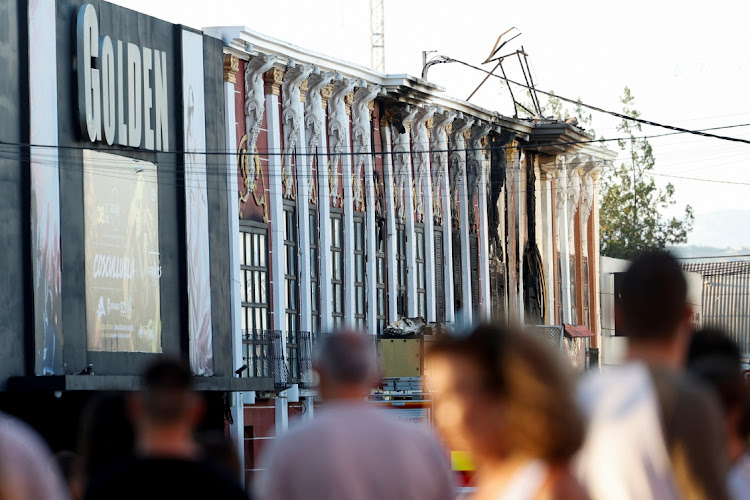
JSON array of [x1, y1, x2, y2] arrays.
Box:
[[682, 261, 750, 357]]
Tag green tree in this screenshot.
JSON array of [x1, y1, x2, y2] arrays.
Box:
[[600, 87, 694, 259]]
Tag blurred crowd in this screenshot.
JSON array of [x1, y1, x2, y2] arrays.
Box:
[[1, 250, 748, 499]]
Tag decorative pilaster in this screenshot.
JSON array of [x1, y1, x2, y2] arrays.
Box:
[[431, 109, 457, 324], [390, 105, 419, 318], [305, 68, 335, 331], [329, 76, 358, 325], [449, 114, 475, 325], [467, 123, 492, 230], [352, 82, 381, 334], [281, 62, 313, 200], [352, 82, 381, 212], [469, 123, 492, 320], [242, 54, 276, 211], [411, 106, 436, 224], [328, 77, 357, 208]]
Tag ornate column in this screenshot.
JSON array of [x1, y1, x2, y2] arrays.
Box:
[[449, 113, 474, 325], [411, 106, 437, 321], [468, 123, 492, 320], [431, 109, 456, 324], [244, 55, 276, 202], [281, 62, 313, 337], [391, 105, 419, 317], [380, 113, 399, 322], [305, 68, 334, 330], [352, 82, 381, 334], [328, 77, 357, 325], [539, 160, 557, 324], [262, 66, 290, 433], [555, 154, 577, 324]]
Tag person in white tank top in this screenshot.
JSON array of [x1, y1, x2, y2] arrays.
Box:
[[426, 325, 588, 500]]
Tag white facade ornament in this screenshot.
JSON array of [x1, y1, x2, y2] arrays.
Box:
[[328, 76, 357, 208], [391, 106, 418, 220], [304, 68, 334, 195], [281, 61, 313, 199], [411, 106, 436, 223], [430, 109, 456, 223], [243, 54, 276, 194], [554, 156, 565, 241], [567, 166, 582, 250], [352, 82, 381, 211], [467, 123, 492, 226], [449, 115, 474, 225], [580, 169, 595, 253]]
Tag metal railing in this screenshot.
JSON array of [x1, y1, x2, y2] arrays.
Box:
[[241, 329, 275, 379], [298, 331, 331, 388], [272, 331, 291, 390]]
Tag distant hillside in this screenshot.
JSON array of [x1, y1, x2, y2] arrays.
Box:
[[668, 244, 750, 261]]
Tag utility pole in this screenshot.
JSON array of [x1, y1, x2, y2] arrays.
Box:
[[370, 0, 385, 72]]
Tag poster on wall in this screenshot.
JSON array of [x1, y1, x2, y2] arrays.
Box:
[[182, 29, 214, 375], [84, 150, 162, 353], [30, 0, 63, 374]]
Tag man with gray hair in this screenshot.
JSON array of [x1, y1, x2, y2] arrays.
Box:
[[257, 331, 454, 500]]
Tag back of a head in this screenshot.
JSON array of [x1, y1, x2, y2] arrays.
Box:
[[620, 250, 687, 340], [141, 358, 194, 424], [688, 328, 742, 367], [688, 328, 745, 414], [314, 331, 377, 388]]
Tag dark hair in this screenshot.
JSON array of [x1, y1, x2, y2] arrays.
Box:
[[141, 358, 194, 423], [688, 328, 746, 416], [78, 393, 135, 480], [620, 250, 687, 339], [687, 328, 742, 367], [427, 324, 584, 462], [55, 450, 81, 483]]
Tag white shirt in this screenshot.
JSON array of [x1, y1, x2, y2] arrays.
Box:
[[257, 402, 455, 500], [575, 362, 679, 500]]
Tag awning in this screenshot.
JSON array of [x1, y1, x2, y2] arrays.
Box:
[[564, 324, 596, 338]]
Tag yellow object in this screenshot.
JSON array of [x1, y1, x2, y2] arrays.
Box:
[[378, 338, 422, 377], [451, 451, 476, 471]]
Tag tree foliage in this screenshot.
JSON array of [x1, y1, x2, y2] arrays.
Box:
[[599, 87, 694, 259]]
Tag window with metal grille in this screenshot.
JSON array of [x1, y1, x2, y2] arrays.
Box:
[[309, 212, 320, 333], [396, 223, 407, 318], [434, 230, 445, 323], [354, 215, 366, 329], [569, 255, 578, 325], [283, 204, 298, 335], [583, 257, 590, 329], [415, 223, 426, 320], [470, 234, 479, 316], [452, 231, 463, 313], [330, 211, 344, 326], [376, 218, 387, 333], [556, 253, 563, 323], [239, 224, 269, 377]]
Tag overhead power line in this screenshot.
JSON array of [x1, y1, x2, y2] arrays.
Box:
[[441, 56, 750, 147]]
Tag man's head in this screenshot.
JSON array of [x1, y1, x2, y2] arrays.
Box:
[[131, 358, 204, 434], [618, 250, 691, 342], [314, 331, 378, 402]]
